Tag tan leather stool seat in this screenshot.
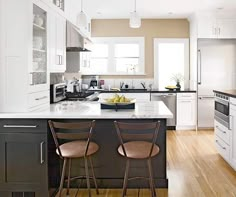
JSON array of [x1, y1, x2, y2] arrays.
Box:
[[118, 141, 160, 159], [56, 140, 99, 158]]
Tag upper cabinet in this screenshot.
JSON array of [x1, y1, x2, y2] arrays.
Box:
[[49, 10, 66, 73], [30, 2, 49, 92], [195, 13, 236, 39], [53, 0, 64, 11], [0, 0, 51, 112]]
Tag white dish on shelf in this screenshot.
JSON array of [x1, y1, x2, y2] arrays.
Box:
[[33, 37, 43, 49], [34, 15, 44, 27]]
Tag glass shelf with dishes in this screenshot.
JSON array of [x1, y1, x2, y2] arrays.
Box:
[[30, 4, 48, 86]]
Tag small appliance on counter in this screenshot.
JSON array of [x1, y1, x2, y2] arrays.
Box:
[[90, 76, 99, 89], [50, 83, 67, 103]]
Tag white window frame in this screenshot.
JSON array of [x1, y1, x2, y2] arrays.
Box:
[[153, 38, 190, 89], [82, 37, 145, 75]]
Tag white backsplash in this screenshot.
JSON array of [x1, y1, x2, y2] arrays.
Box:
[[82, 77, 154, 90]]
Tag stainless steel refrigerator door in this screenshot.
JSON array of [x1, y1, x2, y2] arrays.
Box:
[[197, 39, 236, 96], [197, 96, 215, 128]]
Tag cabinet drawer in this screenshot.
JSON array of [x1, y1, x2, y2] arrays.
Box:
[[215, 120, 231, 145], [0, 119, 48, 133], [215, 135, 230, 162], [177, 93, 196, 100], [230, 97, 236, 107], [28, 91, 49, 108]]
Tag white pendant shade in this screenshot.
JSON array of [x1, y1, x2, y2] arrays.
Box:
[[77, 11, 87, 28], [129, 11, 141, 28]]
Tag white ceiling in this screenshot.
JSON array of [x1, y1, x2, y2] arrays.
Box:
[[67, 0, 236, 19]]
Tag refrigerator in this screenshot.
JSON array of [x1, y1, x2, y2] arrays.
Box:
[[197, 39, 236, 128]]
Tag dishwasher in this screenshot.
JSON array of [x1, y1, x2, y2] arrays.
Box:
[[151, 93, 176, 127]]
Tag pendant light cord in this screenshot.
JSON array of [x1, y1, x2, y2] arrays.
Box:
[[134, 0, 136, 12], [81, 0, 83, 12]]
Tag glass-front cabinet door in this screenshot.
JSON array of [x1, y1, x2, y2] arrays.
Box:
[[29, 2, 49, 92]]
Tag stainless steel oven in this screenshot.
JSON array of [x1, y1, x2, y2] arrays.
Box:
[[50, 83, 66, 103], [214, 93, 229, 128]]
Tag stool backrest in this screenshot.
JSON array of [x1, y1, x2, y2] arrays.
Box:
[[114, 121, 161, 158], [48, 120, 96, 158]]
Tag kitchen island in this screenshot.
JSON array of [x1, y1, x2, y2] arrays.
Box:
[[0, 101, 172, 196]]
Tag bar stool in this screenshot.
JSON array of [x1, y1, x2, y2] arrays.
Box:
[[48, 120, 99, 197], [114, 121, 161, 197]]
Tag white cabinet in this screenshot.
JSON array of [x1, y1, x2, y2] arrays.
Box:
[[98, 93, 150, 102], [198, 17, 217, 38], [197, 15, 236, 39], [229, 97, 236, 170], [49, 11, 66, 73], [0, 0, 50, 112], [217, 19, 236, 39], [176, 93, 196, 130]]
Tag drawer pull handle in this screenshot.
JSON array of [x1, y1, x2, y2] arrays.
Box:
[[35, 96, 47, 101], [40, 142, 45, 164], [216, 140, 226, 150], [3, 125, 38, 128], [216, 126, 226, 134]]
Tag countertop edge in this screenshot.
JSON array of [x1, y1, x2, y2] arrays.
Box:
[[213, 90, 236, 98]]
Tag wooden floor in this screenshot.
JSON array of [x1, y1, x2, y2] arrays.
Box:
[[56, 130, 236, 197]]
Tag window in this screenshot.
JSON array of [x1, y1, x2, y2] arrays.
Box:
[[154, 39, 189, 89], [80, 37, 145, 75]]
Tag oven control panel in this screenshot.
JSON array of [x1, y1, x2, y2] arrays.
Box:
[[215, 93, 229, 101]]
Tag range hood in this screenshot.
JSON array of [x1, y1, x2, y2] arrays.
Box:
[[66, 21, 91, 52]]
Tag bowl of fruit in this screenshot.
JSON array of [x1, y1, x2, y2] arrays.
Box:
[[100, 94, 136, 110]]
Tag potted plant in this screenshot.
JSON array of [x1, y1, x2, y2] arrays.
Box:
[[171, 73, 184, 90]]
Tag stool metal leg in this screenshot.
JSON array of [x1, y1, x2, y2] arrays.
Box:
[[147, 159, 156, 197], [84, 157, 91, 197], [59, 158, 67, 197], [66, 158, 72, 196], [89, 156, 99, 194], [122, 159, 130, 197]]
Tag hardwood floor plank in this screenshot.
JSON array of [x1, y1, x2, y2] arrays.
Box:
[[56, 130, 236, 197]]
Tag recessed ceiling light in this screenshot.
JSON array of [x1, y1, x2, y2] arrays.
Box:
[[217, 7, 224, 10]]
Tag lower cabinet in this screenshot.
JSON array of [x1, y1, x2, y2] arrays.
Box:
[[0, 120, 48, 197], [176, 93, 196, 130], [214, 121, 231, 163], [229, 99, 236, 170]]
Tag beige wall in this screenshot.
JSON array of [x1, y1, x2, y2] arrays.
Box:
[[91, 19, 189, 78]]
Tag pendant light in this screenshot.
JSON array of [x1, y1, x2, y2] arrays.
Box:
[[129, 0, 141, 28], [77, 0, 87, 28]]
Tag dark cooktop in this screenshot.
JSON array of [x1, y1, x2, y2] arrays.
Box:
[[66, 92, 94, 99]]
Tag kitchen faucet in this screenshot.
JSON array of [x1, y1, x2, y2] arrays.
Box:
[[141, 82, 146, 89], [120, 81, 124, 89]]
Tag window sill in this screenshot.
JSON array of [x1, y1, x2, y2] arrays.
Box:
[[81, 73, 147, 76]]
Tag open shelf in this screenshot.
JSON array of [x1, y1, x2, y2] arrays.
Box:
[[33, 48, 46, 53], [33, 23, 45, 30]]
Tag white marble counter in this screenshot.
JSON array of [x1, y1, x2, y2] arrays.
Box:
[[0, 101, 173, 119]]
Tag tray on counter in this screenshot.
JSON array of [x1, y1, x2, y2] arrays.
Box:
[[100, 98, 136, 111]]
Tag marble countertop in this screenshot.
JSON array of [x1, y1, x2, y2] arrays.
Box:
[[93, 89, 196, 93], [0, 101, 173, 119]]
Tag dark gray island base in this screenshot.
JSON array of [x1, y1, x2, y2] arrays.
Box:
[[0, 118, 168, 197]]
